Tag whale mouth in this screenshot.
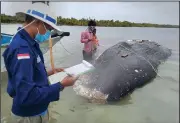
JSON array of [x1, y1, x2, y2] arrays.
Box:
[[73, 77, 108, 104]]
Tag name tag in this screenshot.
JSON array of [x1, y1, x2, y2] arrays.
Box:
[[37, 55, 41, 63]]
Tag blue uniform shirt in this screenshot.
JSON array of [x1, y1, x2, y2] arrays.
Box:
[[3, 28, 64, 117]]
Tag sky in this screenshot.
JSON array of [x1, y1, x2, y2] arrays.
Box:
[[1, 2, 179, 25]]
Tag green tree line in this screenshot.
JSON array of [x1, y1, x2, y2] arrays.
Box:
[[0, 14, 179, 28]]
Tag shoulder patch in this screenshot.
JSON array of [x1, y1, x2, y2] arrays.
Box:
[[17, 53, 30, 60]]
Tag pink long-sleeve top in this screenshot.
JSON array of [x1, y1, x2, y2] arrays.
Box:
[[80, 30, 94, 53]]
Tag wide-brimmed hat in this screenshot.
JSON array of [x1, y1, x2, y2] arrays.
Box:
[[20, 2, 61, 32]]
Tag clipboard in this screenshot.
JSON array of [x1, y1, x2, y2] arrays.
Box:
[[48, 60, 95, 85]]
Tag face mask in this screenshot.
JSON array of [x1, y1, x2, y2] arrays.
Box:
[[35, 23, 51, 43], [88, 26, 96, 33]]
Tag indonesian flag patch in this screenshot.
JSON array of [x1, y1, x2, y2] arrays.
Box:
[[17, 53, 30, 60]]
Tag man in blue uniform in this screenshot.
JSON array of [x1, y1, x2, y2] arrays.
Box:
[[2, 3, 77, 123]]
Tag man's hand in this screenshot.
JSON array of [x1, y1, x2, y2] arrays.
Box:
[[61, 75, 79, 87], [47, 68, 64, 76]]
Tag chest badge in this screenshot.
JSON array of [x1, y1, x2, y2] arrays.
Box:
[[37, 55, 41, 63]]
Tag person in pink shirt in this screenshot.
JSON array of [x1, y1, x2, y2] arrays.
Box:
[[80, 20, 96, 61]]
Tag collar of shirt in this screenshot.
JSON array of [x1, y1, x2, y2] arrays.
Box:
[[17, 27, 45, 65], [18, 27, 38, 47]]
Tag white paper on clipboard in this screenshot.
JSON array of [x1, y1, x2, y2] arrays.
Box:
[[64, 60, 94, 76], [48, 72, 68, 85], [48, 60, 94, 85]]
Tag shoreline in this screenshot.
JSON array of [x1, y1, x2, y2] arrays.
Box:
[[1, 13, 178, 29], [1, 23, 179, 29]]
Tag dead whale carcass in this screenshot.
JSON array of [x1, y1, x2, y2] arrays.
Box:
[[73, 40, 172, 103]]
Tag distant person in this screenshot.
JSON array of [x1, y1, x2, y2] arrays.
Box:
[[80, 20, 96, 61]]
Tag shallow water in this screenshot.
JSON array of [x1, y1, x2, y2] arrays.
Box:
[[1, 24, 179, 123]]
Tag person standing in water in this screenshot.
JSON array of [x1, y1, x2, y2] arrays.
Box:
[[80, 20, 97, 61]]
